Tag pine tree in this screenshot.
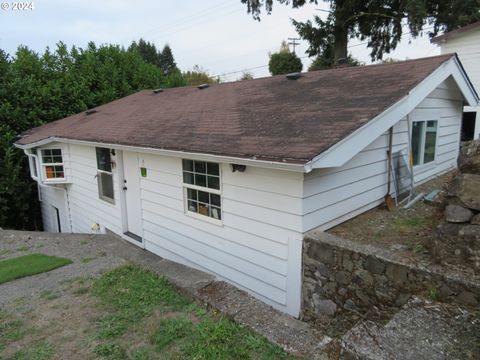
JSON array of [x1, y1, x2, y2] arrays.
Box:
[[159, 45, 178, 76], [240, 0, 480, 62]]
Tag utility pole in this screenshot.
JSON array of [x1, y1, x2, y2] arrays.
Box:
[[288, 37, 300, 54]]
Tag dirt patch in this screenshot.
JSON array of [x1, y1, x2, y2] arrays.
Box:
[[1, 279, 100, 360], [328, 172, 455, 262]]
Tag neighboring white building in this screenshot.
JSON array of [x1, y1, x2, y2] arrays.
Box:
[[432, 21, 480, 140], [15, 54, 479, 317]]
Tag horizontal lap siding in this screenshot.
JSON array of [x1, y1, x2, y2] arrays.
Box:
[[441, 28, 480, 91], [67, 144, 122, 234], [138, 153, 303, 314], [302, 78, 463, 232]]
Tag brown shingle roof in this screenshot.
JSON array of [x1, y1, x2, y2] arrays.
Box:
[[16, 54, 455, 164]]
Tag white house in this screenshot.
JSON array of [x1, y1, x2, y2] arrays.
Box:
[[15, 54, 479, 317], [432, 21, 480, 140]]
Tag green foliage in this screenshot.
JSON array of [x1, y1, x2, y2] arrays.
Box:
[[309, 53, 362, 71], [0, 41, 186, 230], [268, 41, 303, 75], [242, 0, 480, 62], [239, 71, 254, 80], [183, 65, 219, 86], [128, 39, 178, 76], [0, 253, 72, 284]]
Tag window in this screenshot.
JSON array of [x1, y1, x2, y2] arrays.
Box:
[[96, 147, 114, 203], [41, 149, 64, 180], [411, 120, 438, 166], [29, 148, 38, 179], [182, 159, 221, 221]]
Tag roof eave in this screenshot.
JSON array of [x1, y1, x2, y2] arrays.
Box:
[[14, 137, 307, 173], [305, 54, 479, 170]]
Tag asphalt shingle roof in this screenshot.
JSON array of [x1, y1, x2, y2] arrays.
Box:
[[16, 54, 455, 164]]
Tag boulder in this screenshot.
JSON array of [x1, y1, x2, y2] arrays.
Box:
[[445, 204, 474, 223], [448, 174, 480, 211], [458, 139, 480, 174], [313, 296, 337, 316], [471, 214, 480, 225]]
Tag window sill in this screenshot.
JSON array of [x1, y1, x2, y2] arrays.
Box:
[[42, 178, 71, 185], [185, 210, 223, 227]]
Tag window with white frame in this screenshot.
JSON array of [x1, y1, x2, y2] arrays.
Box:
[[29, 148, 38, 179], [96, 147, 114, 203], [182, 159, 221, 221], [411, 120, 438, 166], [41, 149, 64, 180]]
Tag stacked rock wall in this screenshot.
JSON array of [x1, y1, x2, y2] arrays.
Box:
[[303, 231, 480, 317]]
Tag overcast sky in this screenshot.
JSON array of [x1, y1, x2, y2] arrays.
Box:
[[0, 0, 441, 81]]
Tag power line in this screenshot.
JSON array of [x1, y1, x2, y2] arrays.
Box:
[[213, 25, 436, 80]]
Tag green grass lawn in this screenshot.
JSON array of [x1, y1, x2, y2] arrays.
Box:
[[0, 253, 72, 284], [0, 265, 297, 359], [90, 265, 295, 360]]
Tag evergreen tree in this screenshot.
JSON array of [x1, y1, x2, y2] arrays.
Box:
[[159, 44, 178, 76], [128, 38, 161, 67], [241, 0, 480, 62]]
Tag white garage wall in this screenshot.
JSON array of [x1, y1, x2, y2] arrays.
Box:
[[302, 77, 464, 232]]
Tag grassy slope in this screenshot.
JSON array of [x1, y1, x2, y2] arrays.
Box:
[[0, 254, 72, 284], [91, 265, 296, 360]]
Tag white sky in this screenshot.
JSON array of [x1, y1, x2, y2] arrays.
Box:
[[0, 0, 441, 81]]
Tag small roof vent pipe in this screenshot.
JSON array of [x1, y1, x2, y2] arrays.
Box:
[[286, 72, 302, 80]]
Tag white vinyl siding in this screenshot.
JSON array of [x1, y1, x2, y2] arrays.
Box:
[[138, 153, 304, 315], [302, 78, 464, 232], [440, 27, 480, 92], [67, 144, 123, 234]]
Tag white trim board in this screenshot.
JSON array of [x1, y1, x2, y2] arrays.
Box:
[[305, 56, 479, 170]]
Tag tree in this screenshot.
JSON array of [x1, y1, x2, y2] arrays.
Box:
[[239, 71, 254, 80], [241, 0, 480, 62], [159, 44, 178, 76], [128, 38, 161, 67], [0, 42, 169, 230], [183, 65, 219, 86], [268, 41, 303, 75]]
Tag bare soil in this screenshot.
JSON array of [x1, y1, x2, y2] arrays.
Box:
[[328, 171, 456, 262]]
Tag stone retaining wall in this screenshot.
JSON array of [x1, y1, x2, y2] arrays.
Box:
[[302, 230, 480, 317]]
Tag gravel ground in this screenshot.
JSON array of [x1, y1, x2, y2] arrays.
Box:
[[0, 230, 126, 306]]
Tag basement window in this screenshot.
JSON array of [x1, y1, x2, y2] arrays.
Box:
[[182, 159, 221, 221], [96, 147, 114, 203], [412, 120, 438, 166], [41, 149, 65, 181]]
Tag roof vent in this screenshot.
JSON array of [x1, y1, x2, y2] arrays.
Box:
[[85, 109, 97, 115], [197, 83, 210, 90], [152, 88, 164, 94], [286, 72, 302, 80]]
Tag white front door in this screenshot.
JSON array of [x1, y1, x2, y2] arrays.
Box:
[[122, 152, 143, 242]]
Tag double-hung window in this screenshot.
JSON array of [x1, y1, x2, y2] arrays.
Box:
[[41, 149, 64, 180], [182, 160, 221, 221], [96, 147, 114, 203], [411, 120, 438, 166]]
